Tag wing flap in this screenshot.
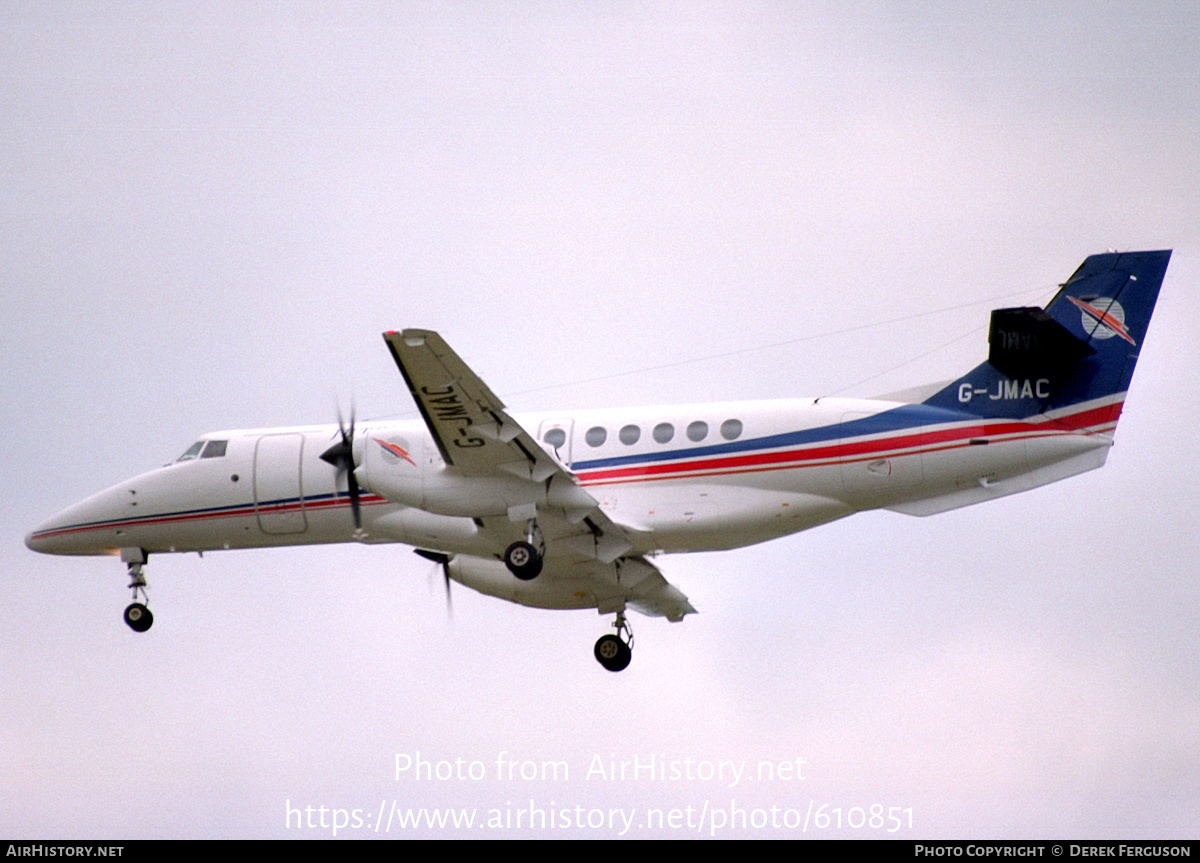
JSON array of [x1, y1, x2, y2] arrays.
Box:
[[497, 458, 558, 482], [561, 528, 634, 564], [447, 552, 696, 622]]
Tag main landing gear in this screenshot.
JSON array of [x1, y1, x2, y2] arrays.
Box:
[[594, 611, 633, 672], [497, 523, 634, 671], [503, 519, 544, 581], [122, 549, 153, 633]]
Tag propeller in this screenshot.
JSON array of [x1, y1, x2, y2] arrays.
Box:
[[320, 406, 362, 532], [415, 549, 453, 618]]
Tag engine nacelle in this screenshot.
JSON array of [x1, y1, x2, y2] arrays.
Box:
[[358, 430, 596, 519], [447, 555, 599, 610]]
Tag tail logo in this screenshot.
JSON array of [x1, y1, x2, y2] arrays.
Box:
[[1067, 296, 1136, 345]]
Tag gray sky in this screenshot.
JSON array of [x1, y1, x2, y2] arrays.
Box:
[[4, 1, 1198, 839]]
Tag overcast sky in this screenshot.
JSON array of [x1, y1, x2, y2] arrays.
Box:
[[4, 2, 1198, 839]]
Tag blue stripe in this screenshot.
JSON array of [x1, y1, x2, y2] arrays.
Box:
[[571, 404, 971, 471], [37, 491, 356, 536]]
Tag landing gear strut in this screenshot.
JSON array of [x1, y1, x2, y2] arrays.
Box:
[[122, 549, 153, 633], [594, 611, 633, 672], [503, 519, 544, 580]]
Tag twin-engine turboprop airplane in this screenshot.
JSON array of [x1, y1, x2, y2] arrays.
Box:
[[27, 250, 1171, 671]]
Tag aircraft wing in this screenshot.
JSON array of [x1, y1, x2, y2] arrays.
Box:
[[382, 330, 694, 620], [383, 329, 558, 479]]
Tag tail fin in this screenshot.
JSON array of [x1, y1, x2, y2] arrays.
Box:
[[923, 250, 1171, 429]]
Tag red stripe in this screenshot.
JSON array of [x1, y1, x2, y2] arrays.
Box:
[[577, 402, 1121, 486], [31, 495, 390, 540]]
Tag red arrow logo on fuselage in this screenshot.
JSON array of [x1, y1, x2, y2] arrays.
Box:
[[373, 438, 416, 465]]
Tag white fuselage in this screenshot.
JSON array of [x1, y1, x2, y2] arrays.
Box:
[[25, 395, 1113, 560]]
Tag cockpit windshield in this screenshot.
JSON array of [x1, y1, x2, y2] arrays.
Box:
[[177, 441, 204, 461], [176, 439, 228, 461]]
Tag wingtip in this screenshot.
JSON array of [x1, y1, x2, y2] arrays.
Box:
[[383, 328, 439, 348]]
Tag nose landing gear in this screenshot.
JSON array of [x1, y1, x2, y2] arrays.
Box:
[[594, 611, 633, 672], [123, 600, 153, 632], [122, 548, 153, 633]]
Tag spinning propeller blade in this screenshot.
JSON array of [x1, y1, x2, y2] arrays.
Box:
[[320, 406, 362, 531], [415, 549, 453, 618]]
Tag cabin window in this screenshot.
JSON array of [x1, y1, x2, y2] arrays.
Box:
[[686, 420, 708, 442], [585, 426, 607, 447], [720, 419, 743, 440], [176, 441, 204, 462], [201, 440, 228, 458], [653, 422, 674, 443], [619, 424, 641, 445], [543, 428, 567, 449]]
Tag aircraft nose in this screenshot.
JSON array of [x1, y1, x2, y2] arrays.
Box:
[[26, 468, 169, 556], [25, 487, 126, 556], [25, 516, 67, 555]]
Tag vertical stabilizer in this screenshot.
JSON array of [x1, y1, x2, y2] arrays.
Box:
[[922, 250, 1171, 429]]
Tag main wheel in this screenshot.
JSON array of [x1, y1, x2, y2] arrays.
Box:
[[594, 634, 631, 672], [124, 602, 154, 633], [504, 540, 543, 580]]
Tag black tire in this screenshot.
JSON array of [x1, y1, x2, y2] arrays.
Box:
[[504, 541, 543, 580], [124, 602, 153, 633], [594, 634, 631, 672]]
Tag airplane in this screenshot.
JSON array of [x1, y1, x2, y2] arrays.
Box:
[[26, 250, 1171, 671]]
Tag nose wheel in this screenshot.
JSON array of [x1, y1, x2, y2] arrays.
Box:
[[124, 602, 153, 632], [594, 612, 633, 672], [122, 550, 153, 633]]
